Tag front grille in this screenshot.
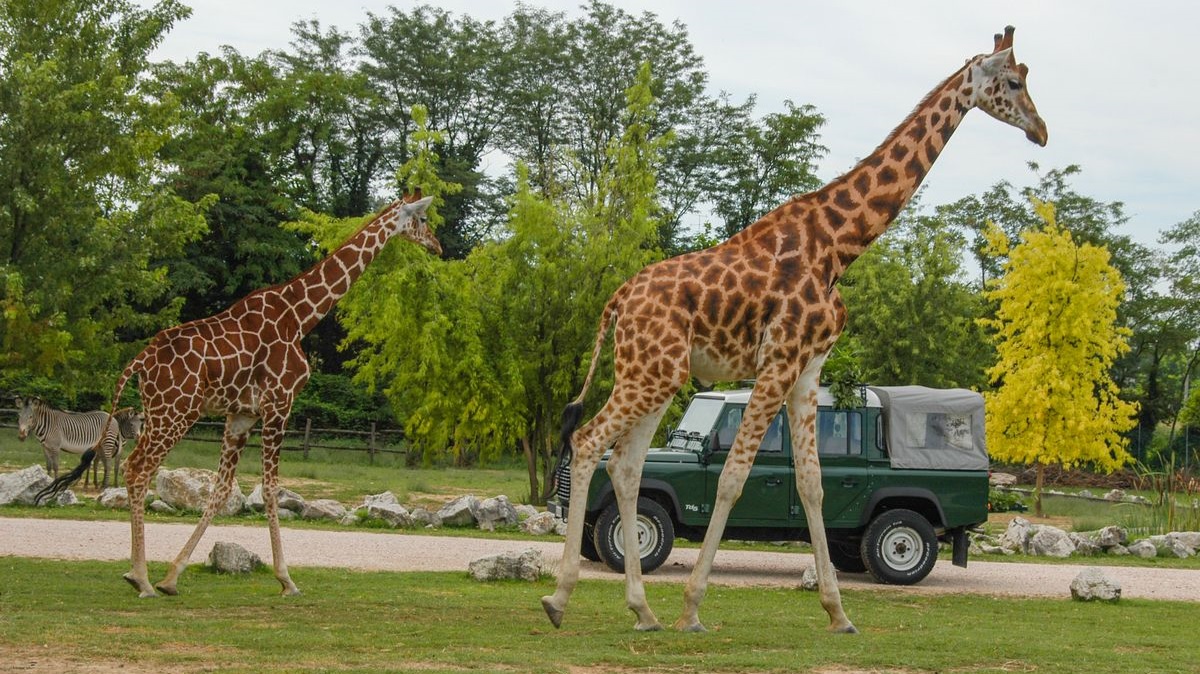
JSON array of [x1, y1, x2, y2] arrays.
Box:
[[553, 456, 572, 502]]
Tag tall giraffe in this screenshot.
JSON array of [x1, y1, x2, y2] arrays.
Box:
[[78, 194, 436, 598], [542, 26, 1046, 633]]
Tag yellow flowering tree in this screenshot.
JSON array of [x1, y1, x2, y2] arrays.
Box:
[[981, 199, 1138, 516]]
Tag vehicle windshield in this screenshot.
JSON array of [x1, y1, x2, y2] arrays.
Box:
[[668, 397, 725, 449]]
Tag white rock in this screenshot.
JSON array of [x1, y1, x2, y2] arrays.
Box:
[[1070, 567, 1121, 602]]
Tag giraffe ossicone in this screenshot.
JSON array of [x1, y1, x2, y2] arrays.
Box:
[[542, 25, 1046, 633], [39, 193, 439, 598]]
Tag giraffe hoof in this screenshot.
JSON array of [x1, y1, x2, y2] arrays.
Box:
[[634, 621, 664, 632], [832, 623, 859, 635], [673, 619, 707, 633], [123, 573, 157, 598], [154, 582, 178, 596], [540, 596, 564, 629], [281, 587, 302, 597]]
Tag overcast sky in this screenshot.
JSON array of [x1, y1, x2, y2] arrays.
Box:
[[142, 1, 1198, 251]]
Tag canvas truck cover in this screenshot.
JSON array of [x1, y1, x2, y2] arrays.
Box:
[[868, 386, 989, 471]]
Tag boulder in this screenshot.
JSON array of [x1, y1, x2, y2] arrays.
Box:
[[519, 511, 560, 536], [1107, 544, 1130, 556], [362, 491, 400, 508], [245, 484, 307, 514], [1168, 531, 1200, 554], [1067, 532, 1100, 556], [798, 565, 819, 591], [1070, 567, 1121, 603], [97, 487, 130, 509], [1077, 489, 1094, 499], [367, 502, 413, 528], [1127, 540, 1157, 558], [148, 499, 177, 515], [0, 465, 52, 505], [409, 507, 442, 528], [156, 467, 245, 516], [1147, 534, 1192, 559], [1094, 525, 1127, 548], [208, 541, 263, 574], [301, 499, 348, 521], [1029, 526, 1075, 557], [999, 517, 1033, 553], [515, 504, 540, 521], [437, 495, 479, 527], [468, 548, 545, 582], [1103, 489, 1126, 502], [989, 472, 1017, 487], [475, 495, 519, 531]]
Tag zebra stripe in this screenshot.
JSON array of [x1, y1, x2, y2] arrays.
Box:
[[16, 397, 140, 489]]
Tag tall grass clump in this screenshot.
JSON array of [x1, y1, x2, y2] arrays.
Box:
[[1122, 461, 1200, 536]]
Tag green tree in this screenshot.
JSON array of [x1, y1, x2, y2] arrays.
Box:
[[980, 199, 1138, 516], [839, 206, 990, 389], [0, 0, 208, 396]]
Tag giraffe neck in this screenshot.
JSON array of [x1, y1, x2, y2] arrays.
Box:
[[815, 61, 976, 271], [285, 216, 394, 336]]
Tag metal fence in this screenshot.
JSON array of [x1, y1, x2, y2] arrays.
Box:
[[0, 408, 406, 464]]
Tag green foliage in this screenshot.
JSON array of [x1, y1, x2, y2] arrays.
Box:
[[0, 0, 209, 394], [291, 373, 395, 430], [981, 199, 1138, 514], [988, 489, 1027, 513], [839, 203, 990, 389]]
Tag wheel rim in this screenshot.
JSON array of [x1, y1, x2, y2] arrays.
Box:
[[611, 514, 658, 559], [880, 526, 923, 572]]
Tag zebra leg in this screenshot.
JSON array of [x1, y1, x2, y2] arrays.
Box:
[[43, 446, 58, 478], [156, 414, 253, 596], [261, 409, 300, 595]]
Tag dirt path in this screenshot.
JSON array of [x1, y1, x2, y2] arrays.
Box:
[[1, 516, 1198, 601]]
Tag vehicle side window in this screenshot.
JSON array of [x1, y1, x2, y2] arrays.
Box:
[[760, 410, 785, 453], [712, 406, 786, 453], [817, 410, 863, 456], [715, 406, 743, 450]]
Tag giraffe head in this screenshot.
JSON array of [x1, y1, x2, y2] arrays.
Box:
[[389, 191, 441, 256], [968, 26, 1048, 147]]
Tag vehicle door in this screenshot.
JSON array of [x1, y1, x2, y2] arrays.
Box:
[[797, 408, 873, 528], [704, 405, 794, 524]]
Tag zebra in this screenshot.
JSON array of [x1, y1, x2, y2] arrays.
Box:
[[16, 396, 142, 490]]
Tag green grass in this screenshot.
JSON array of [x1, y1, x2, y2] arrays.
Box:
[[0, 432, 531, 507], [0, 557, 1196, 674]]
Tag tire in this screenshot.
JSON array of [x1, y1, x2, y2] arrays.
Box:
[[861, 508, 938, 585], [826, 538, 867, 573], [580, 518, 601, 563], [593, 497, 675, 574]]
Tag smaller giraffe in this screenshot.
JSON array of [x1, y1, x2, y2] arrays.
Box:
[[43, 194, 439, 598]]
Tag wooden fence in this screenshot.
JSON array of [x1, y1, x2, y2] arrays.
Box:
[[0, 409, 406, 464]]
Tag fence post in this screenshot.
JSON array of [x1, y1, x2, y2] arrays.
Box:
[[302, 418, 312, 460], [369, 421, 377, 465]]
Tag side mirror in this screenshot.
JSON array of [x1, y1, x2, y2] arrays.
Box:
[[702, 429, 720, 463]]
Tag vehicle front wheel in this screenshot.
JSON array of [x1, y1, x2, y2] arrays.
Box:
[[593, 497, 675, 574], [861, 509, 938, 585]]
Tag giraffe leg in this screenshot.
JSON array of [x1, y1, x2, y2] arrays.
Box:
[[787, 358, 856, 634], [260, 410, 300, 596], [155, 414, 253, 596], [675, 364, 798, 632], [540, 430, 606, 628], [123, 416, 194, 597], [605, 399, 673, 631]]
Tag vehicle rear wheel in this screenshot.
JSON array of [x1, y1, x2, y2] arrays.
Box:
[[826, 539, 867, 573], [861, 509, 938, 585], [580, 517, 601, 563], [594, 497, 674, 574]]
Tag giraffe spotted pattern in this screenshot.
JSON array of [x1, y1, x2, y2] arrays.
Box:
[[543, 26, 1046, 634], [83, 195, 438, 598]]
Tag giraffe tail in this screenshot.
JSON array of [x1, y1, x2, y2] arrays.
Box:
[[557, 290, 622, 460], [34, 449, 96, 505]]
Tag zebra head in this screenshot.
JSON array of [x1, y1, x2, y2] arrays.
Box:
[[15, 396, 37, 441], [114, 407, 144, 439]]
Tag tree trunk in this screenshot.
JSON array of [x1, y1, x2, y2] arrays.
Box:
[[521, 435, 542, 506], [1035, 462, 1045, 518]]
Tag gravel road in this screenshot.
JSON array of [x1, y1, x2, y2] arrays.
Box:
[[2, 516, 1197, 601]]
